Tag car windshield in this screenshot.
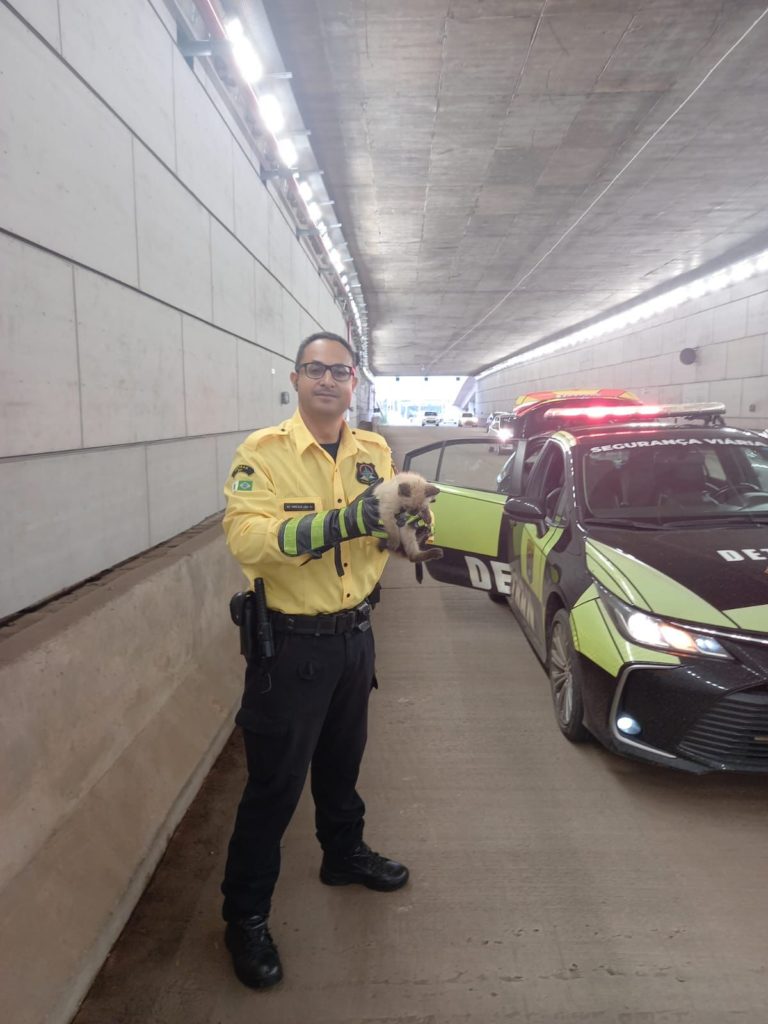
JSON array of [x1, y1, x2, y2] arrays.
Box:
[[579, 437, 768, 524]]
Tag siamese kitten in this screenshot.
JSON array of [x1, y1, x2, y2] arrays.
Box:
[[373, 472, 443, 563]]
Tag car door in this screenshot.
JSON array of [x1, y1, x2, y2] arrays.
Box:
[[507, 439, 570, 658], [403, 438, 514, 596]]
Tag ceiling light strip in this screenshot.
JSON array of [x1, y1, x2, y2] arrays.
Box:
[[432, 3, 768, 370], [188, 0, 368, 353], [476, 249, 768, 380]]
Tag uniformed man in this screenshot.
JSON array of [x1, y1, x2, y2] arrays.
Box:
[[221, 331, 409, 990]]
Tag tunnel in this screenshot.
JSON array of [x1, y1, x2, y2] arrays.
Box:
[[2, 1, 768, 1022]]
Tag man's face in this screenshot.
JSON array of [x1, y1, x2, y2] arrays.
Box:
[[290, 339, 357, 419]]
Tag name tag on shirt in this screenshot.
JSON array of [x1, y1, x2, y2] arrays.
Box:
[[284, 501, 316, 511]]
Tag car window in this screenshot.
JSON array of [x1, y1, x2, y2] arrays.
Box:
[[520, 437, 549, 491], [526, 443, 567, 520], [496, 444, 521, 494], [406, 447, 441, 481], [745, 448, 768, 490], [581, 439, 768, 521], [407, 442, 506, 491], [438, 444, 506, 491]]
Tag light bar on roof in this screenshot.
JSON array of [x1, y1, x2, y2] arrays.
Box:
[[544, 404, 662, 419], [544, 402, 726, 420]]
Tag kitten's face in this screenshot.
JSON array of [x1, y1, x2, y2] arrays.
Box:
[[397, 479, 439, 503]]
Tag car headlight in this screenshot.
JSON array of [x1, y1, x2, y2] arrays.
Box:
[[600, 589, 731, 660]]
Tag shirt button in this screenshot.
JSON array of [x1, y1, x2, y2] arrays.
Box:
[[344, 562, 349, 568], [337, 498, 343, 503], [346, 593, 350, 598]]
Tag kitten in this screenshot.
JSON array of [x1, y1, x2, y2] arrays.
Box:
[[373, 472, 444, 563]]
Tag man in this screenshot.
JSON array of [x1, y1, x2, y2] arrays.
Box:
[[221, 331, 409, 990]]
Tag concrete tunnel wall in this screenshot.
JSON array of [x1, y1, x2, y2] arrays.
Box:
[[0, 3, 355, 1022], [477, 267, 768, 424], [0, 0, 350, 622]]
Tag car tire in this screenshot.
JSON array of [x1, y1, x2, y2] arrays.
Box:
[[488, 593, 507, 604], [547, 609, 589, 743]]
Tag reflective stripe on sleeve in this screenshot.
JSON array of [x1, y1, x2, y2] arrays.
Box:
[[278, 517, 301, 556], [310, 511, 328, 551]]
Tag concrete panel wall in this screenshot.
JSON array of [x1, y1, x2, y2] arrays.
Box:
[[0, 524, 243, 1024], [477, 270, 768, 429], [1, 0, 347, 620], [0, 6, 348, 1021]]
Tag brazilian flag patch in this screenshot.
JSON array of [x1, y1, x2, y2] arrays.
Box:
[[233, 480, 253, 492]]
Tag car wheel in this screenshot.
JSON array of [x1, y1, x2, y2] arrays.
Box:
[[547, 609, 589, 743], [488, 593, 507, 604]]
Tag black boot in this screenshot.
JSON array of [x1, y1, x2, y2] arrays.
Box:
[[320, 841, 409, 891], [224, 914, 283, 989]]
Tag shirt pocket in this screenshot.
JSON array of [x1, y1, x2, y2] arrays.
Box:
[[281, 495, 322, 515]]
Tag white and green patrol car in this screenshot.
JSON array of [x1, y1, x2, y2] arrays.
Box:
[[404, 392, 768, 773]]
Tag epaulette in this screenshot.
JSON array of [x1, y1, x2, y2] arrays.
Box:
[[241, 423, 291, 449], [350, 426, 390, 449]]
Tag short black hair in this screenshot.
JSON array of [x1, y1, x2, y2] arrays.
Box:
[[295, 332, 359, 370]]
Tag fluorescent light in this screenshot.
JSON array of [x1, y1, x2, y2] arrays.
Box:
[[225, 19, 263, 84], [225, 17, 245, 40], [306, 202, 322, 224], [478, 247, 768, 380], [277, 137, 298, 166], [297, 180, 312, 202], [258, 94, 284, 133]]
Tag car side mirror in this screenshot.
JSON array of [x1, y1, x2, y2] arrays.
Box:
[[503, 495, 545, 523]]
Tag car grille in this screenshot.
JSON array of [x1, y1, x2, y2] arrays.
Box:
[[677, 690, 768, 771]]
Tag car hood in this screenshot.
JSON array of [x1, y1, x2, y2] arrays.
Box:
[[585, 524, 768, 634]]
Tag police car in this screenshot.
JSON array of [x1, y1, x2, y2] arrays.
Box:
[[404, 391, 768, 774]]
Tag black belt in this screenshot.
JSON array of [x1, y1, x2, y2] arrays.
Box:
[[270, 600, 372, 636]]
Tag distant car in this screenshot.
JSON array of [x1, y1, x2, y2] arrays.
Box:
[[421, 411, 440, 427], [441, 413, 460, 427], [487, 413, 516, 453], [486, 410, 510, 432], [459, 411, 479, 427]]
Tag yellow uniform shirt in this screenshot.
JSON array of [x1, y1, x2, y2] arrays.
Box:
[[223, 410, 394, 614]]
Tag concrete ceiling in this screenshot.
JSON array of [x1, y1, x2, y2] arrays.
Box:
[[260, 0, 768, 376]]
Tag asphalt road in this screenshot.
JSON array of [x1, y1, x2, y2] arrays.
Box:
[[74, 422, 768, 1024]]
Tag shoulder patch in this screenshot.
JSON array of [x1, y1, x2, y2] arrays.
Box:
[[231, 464, 254, 477], [356, 461, 379, 485]]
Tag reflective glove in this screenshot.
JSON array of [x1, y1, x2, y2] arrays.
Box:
[[402, 510, 434, 547], [277, 480, 388, 558]]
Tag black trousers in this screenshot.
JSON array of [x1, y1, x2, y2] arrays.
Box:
[[221, 625, 376, 921]]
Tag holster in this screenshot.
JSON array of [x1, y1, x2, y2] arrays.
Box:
[[229, 591, 257, 662], [229, 579, 275, 663]]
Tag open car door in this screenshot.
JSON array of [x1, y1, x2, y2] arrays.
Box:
[[403, 437, 513, 597]]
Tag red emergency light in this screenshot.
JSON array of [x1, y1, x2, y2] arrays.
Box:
[[543, 402, 726, 423], [544, 404, 662, 420]]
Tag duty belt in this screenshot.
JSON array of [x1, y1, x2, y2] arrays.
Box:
[[270, 600, 372, 636]]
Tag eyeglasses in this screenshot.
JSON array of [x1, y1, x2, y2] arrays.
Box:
[[298, 361, 356, 382]]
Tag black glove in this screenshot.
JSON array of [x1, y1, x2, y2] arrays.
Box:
[[277, 479, 387, 557]]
